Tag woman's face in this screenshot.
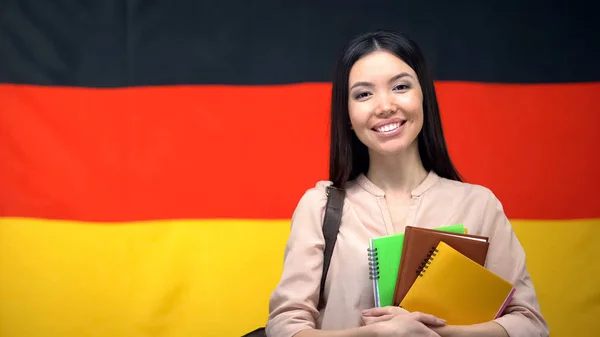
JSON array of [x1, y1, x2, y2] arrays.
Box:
[[347, 50, 424, 156]]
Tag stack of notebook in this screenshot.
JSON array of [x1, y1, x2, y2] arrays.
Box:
[[367, 224, 465, 307], [368, 225, 515, 325]]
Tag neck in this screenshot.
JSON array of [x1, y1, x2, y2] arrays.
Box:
[[366, 143, 428, 198]]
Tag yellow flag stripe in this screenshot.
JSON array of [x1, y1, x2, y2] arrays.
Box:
[[1, 217, 598, 337]]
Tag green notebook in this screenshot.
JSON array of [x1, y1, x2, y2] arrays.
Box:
[[367, 224, 465, 307]]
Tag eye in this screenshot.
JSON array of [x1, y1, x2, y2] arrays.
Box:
[[393, 84, 410, 91], [354, 92, 371, 100]]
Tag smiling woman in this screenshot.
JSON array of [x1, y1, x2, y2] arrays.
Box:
[[330, 32, 462, 191], [266, 30, 549, 337], [348, 52, 424, 161]]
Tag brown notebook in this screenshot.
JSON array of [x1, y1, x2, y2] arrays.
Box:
[[393, 226, 490, 306]]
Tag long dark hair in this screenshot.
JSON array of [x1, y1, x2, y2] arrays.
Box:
[[329, 30, 462, 188]]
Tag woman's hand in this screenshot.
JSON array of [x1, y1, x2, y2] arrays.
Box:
[[361, 306, 407, 325], [361, 306, 446, 336], [370, 314, 443, 337], [361, 306, 445, 326]]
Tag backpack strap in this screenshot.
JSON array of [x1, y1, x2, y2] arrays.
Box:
[[242, 185, 346, 337], [318, 185, 345, 309]]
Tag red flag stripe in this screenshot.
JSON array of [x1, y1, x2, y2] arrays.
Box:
[[1, 82, 598, 221]]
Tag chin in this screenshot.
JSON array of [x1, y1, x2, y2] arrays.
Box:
[[372, 143, 412, 156], [356, 131, 419, 156]]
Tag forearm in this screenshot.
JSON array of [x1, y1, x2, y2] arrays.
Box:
[[294, 325, 378, 337], [433, 321, 509, 337]]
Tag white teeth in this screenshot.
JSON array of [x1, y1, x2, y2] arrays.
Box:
[[376, 123, 400, 133]]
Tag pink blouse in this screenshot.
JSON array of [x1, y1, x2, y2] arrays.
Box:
[[266, 171, 549, 337]]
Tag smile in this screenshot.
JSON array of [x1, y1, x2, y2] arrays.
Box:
[[372, 120, 406, 134]]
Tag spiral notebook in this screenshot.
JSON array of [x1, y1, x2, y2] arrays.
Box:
[[367, 224, 465, 307], [399, 241, 515, 325], [393, 226, 490, 306]]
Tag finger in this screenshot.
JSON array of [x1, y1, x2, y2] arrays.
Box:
[[362, 314, 395, 325], [362, 306, 407, 316], [361, 307, 391, 316], [409, 311, 446, 326], [360, 316, 373, 325], [393, 306, 409, 314]]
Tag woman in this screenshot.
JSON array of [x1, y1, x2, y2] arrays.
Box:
[[266, 30, 549, 337]]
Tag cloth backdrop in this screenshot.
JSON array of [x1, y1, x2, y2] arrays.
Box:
[[1, 1, 599, 336]]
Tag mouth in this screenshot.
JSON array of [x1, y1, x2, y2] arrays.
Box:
[[372, 120, 406, 134]]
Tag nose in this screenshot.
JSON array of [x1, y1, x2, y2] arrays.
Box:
[[374, 93, 396, 117]]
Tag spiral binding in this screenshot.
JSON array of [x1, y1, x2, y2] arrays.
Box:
[[416, 246, 439, 277], [367, 247, 380, 280]]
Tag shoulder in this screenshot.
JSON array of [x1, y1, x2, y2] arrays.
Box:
[[295, 180, 333, 210], [284, 181, 336, 247], [289, 180, 335, 226]]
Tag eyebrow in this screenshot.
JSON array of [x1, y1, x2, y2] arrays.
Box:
[[350, 72, 413, 91]]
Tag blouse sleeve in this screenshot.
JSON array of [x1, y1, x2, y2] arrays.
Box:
[[482, 189, 550, 337], [265, 184, 329, 337]]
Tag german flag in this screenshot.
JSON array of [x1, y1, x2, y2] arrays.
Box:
[[1, 2, 598, 337]]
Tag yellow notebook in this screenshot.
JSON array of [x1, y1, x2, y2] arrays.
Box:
[[399, 241, 515, 325]]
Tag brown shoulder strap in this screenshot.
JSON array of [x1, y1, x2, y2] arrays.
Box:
[[318, 185, 345, 309], [242, 186, 346, 336]]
